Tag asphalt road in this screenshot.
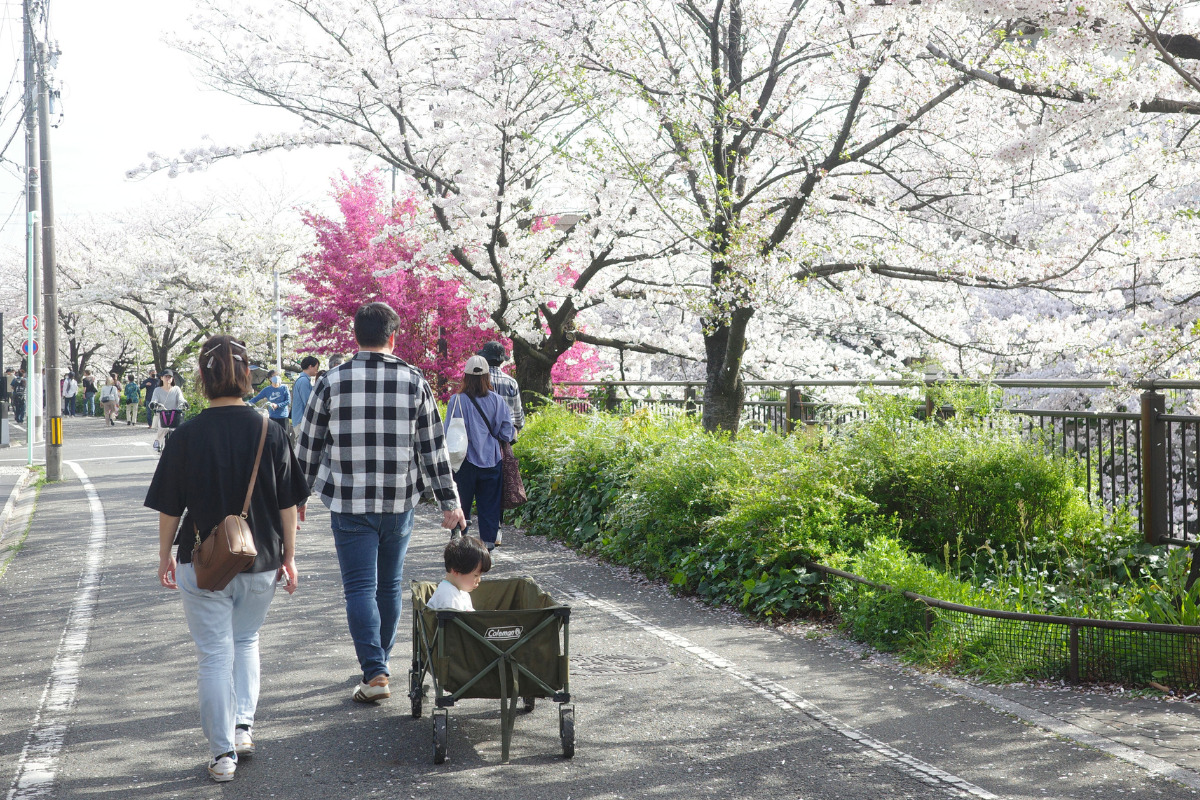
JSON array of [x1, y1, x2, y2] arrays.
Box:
[[0, 415, 1197, 799]]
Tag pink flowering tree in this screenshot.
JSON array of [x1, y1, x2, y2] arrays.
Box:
[[293, 172, 606, 395]]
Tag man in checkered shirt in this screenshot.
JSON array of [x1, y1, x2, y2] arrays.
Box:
[[296, 302, 465, 703]]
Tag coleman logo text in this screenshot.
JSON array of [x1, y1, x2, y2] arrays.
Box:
[[485, 626, 523, 641]]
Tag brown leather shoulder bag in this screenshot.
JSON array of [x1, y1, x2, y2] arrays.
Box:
[[193, 416, 269, 591]]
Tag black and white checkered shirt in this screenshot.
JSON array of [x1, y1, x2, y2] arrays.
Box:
[[296, 351, 460, 514], [489, 366, 525, 430]]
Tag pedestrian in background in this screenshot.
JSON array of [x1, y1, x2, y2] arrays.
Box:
[[145, 334, 308, 784], [81, 369, 98, 416], [250, 373, 291, 435], [446, 355, 514, 551], [61, 371, 78, 417], [476, 341, 523, 547], [290, 356, 319, 433], [151, 370, 187, 453], [124, 374, 141, 425], [477, 341, 524, 436], [11, 369, 26, 424], [295, 302, 464, 703], [142, 369, 159, 427], [100, 374, 121, 426]]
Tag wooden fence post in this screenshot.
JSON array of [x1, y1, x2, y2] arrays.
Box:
[[1140, 390, 1168, 545], [684, 384, 697, 416]]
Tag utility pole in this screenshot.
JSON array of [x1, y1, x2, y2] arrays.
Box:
[[273, 266, 282, 373], [22, 0, 41, 463], [38, 39, 61, 481]]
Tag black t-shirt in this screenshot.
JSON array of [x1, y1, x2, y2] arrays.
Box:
[[11, 376, 25, 397], [144, 405, 310, 572], [81, 377, 96, 393]]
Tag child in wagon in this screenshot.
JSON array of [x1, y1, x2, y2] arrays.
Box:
[[426, 535, 492, 611]]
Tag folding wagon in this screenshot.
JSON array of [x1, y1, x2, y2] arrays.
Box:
[[409, 577, 574, 763]]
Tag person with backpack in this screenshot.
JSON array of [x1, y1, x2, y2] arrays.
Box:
[[124, 374, 141, 425], [81, 370, 98, 416], [445, 356, 514, 551], [99, 374, 121, 426]]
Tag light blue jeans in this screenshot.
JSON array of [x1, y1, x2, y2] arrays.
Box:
[[177, 563, 277, 758], [330, 510, 414, 682]]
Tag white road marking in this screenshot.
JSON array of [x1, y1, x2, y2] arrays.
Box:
[[556, 587, 998, 799], [6, 461, 107, 800]]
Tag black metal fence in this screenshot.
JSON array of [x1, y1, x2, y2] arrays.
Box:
[[554, 378, 1200, 547], [812, 562, 1200, 690]]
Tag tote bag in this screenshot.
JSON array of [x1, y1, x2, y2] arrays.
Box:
[[465, 394, 527, 510], [446, 397, 469, 472]]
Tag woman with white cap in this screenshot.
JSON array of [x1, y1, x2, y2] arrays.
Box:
[[446, 355, 514, 549]]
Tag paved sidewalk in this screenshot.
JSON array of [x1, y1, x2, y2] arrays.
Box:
[[2, 425, 1200, 799]]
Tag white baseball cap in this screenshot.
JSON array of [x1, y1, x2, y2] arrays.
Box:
[[464, 356, 490, 376]]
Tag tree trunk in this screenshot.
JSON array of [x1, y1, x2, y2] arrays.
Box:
[[511, 336, 556, 411], [701, 320, 746, 435]]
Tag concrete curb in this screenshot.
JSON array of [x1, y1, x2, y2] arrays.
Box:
[[0, 468, 35, 547]]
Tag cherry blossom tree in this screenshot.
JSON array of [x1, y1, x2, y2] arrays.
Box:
[[133, 0, 690, 405], [538, 0, 1200, 429], [57, 196, 305, 374], [918, 1, 1200, 382], [295, 170, 610, 393]]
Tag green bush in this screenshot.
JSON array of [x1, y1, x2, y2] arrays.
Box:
[[835, 396, 1103, 560], [514, 403, 1160, 631], [511, 405, 640, 548]]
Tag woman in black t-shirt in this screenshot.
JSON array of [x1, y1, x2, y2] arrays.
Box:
[[145, 334, 310, 784]]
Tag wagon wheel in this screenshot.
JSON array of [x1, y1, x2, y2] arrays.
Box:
[[409, 669, 423, 719], [433, 710, 448, 764], [521, 696, 536, 713], [559, 704, 575, 759]]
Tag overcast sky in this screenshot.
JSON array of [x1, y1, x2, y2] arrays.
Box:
[[0, 0, 358, 257]]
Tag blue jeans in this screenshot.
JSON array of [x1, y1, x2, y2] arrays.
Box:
[[330, 510, 414, 682], [83, 391, 96, 415], [453, 461, 503, 544], [177, 563, 277, 758]]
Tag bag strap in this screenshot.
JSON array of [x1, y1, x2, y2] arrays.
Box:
[[465, 393, 506, 444], [241, 416, 270, 519]]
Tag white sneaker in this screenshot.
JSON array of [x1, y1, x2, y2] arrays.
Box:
[[495, 531, 503, 546], [207, 752, 236, 782], [353, 673, 390, 703], [234, 727, 255, 756]]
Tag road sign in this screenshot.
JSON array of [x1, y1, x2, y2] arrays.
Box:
[[21, 315, 38, 331], [21, 340, 38, 355]]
